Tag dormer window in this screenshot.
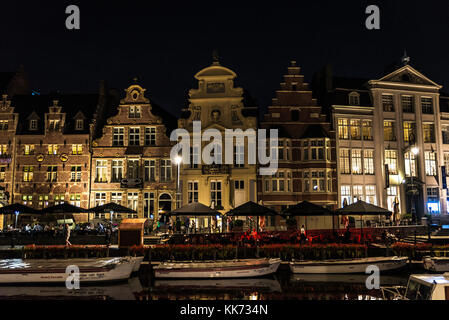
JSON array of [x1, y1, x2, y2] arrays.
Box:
[[29, 119, 38, 131], [129, 106, 141, 118], [349, 92, 360, 106], [75, 119, 84, 130]]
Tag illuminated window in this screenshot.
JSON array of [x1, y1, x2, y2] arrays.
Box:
[[210, 180, 222, 207], [111, 192, 122, 205], [338, 118, 349, 139], [94, 192, 106, 206], [386, 187, 398, 212], [70, 166, 82, 182], [95, 160, 108, 182], [38, 194, 49, 208], [112, 160, 123, 182], [365, 185, 377, 205], [48, 145, 58, 155], [363, 149, 374, 175], [340, 149, 350, 174], [403, 122, 416, 143], [70, 194, 81, 207], [404, 152, 417, 177], [423, 124, 435, 143], [340, 185, 351, 207], [143, 192, 155, 219], [24, 145, 34, 155], [127, 159, 139, 179], [23, 166, 34, 182], [0, 145, 7, 155], [353, 185, 363, 202], [22, 195, 33, 206], [362, 120, 372, 140], [350, 119, 361, 140], [425, 152, 437, 176], [48, 120, 60, 131], [54, 194, 65, 205], [383, 121, 396, 141], [72, 144, 83, 155], [351, 149, 362, 174], [127, 192, 139, 211], [46, 166, 57, 182], [385, 150, 398, 175]]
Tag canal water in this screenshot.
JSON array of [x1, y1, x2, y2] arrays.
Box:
[[0, 266, 412, 300]]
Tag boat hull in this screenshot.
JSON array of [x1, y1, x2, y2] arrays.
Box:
[[154, 258, 281, 279], [131, 256, 144, 273], [289, 256, 408, 274], [0, 257, 135, 284]]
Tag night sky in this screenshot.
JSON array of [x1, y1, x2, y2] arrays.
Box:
[[1, 1, 449, 116]]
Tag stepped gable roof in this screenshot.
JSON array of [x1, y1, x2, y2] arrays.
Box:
[[11, 93, 100, 135]]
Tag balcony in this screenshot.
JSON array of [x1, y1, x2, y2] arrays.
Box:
[[202, 164, 230, 175]]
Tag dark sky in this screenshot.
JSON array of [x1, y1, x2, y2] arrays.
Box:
[[1, 0, 449, 116]]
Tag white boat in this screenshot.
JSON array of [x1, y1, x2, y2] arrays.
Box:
[[0, 257, 135, 284], [289, 256, 408, 274], [423, 256, 449, 272], [131, 256, 144, 273], [153, 258, 281, 279], [381, 273, 449, 300], [154, 278, 282, 292]]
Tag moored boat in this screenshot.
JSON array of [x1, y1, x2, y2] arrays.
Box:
[[289, 256, 408, 274], [381, 273, 449, 300], [0, 257, 135, 284], [153, 258, 281, 278], [131, 256, 144, 273], [423, 256, 449, 272]]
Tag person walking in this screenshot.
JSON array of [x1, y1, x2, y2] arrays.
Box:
[[300, 225, 307, 244], [65, 224, 72, 246], [105, 224, 112, 246]]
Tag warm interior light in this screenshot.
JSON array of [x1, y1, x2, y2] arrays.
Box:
[[411, 147, 419, 155]]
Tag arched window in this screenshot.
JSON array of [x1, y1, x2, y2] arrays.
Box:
[[158, 193, 172, 223], [348, 92, 360, 106]]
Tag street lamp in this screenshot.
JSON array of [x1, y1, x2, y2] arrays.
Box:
[[174, 155, 182, 209]]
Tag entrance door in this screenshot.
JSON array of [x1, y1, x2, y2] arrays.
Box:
[[234, 180, 245, 207]]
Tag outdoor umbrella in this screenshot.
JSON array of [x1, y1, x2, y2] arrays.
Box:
[[0, 203, 40, 228], [89, 202, 137, 224], [226, 201, 278, 232], [335, 200, 392, 238], [40, 203, 87, 224], [169, 202, 221, 233], [282, 201, 334, 231]]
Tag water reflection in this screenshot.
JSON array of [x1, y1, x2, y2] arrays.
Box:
[[0, 270, 410, 300]]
